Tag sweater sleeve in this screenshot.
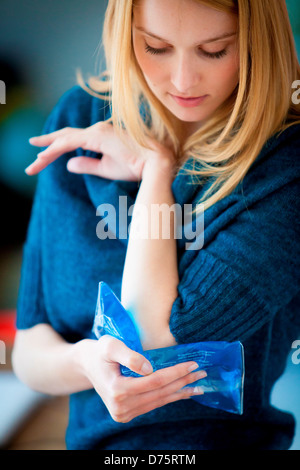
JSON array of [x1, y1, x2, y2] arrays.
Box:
[[16, 177, 48, 328], [16, 86, 96, 329], [16, 111, 56, 328], [169, 173, 300, 344]]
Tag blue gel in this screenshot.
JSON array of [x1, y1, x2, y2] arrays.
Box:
[[92, 282, 244, 415]]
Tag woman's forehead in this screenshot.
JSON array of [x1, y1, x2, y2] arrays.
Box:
[[133, 0, 238, 45]]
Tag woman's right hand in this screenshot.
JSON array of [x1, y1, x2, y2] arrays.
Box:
[[25, 123, 175, 182], [76, 335, 206, 423]]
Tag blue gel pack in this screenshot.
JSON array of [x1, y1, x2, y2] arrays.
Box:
[[92, 282, 244, 415]]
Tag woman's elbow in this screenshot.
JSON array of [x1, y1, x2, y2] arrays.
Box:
[[11, 330, 30, 383], [11, 327, 44, 391]]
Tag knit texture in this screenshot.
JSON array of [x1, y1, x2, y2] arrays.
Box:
[[16, 86, 300, 450]]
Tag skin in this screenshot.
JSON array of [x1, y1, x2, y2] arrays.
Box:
[[14, 0, 240, 424], [132, 0, 239, 139]]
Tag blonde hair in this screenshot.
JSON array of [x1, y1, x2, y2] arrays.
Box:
[[78, 0, 300, 211]]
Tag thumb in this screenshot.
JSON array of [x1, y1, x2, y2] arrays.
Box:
[[102, 336, 153, 376], [67, 155, 125, 180], [123, 349, 154, 377], [67, 156, 101, 176]]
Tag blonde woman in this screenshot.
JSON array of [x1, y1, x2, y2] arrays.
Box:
[[13, 0, 300, 450]]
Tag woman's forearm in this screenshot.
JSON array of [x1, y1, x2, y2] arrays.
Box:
[[121, 159, 179, 350], [12, 324, 93, 395]]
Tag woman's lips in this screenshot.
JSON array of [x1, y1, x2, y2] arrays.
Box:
[[170, 94, 208, 108]]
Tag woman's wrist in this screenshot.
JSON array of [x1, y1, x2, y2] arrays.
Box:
[[70, 338, 95, 390], [142, 151, 176, 182]]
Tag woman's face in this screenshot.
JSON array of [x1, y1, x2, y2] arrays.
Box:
[[132, 0, 239, 132]]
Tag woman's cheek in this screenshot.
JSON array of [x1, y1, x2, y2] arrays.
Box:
[[138, 57, 164, 87], [213, 61, 239, 97]]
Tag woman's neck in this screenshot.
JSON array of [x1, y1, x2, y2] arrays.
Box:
[[173, 119, 203, 146]]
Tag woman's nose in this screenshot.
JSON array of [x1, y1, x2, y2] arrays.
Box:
[[170, 53, 200, 94]]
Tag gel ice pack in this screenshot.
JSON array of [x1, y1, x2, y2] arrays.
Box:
[[92, 282, 244, 415]]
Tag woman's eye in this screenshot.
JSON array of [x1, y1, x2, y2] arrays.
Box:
[[145, 44, 168, 55], [201, 49, 227, 59], [144, 42, 228, 60]]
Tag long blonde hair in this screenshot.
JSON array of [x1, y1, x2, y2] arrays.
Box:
[[78, 0, 300, 211]]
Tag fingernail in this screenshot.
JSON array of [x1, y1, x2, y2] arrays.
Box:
[[24, 165, 32, 174], [193, 386, 204, 395], [141, 362, 153, 375], [66, 163, 77, 173], [195, 370, 207, 379], [188, 363, 199, 372]]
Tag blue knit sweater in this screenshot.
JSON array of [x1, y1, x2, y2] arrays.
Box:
[[16, 86, 300, 450]]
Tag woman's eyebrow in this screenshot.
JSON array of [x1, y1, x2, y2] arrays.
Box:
[[134, 26, 236, 45]]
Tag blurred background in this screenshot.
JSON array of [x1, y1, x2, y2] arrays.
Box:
[[0, 0, 299, 450]]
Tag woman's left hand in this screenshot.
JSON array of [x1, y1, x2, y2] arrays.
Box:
[[25, 122, 175, 181]]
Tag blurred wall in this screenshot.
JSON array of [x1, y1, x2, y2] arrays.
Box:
[[0, 0, 108, 112], [0, 0, 108, 245]]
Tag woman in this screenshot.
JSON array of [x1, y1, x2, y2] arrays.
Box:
[[13, 0, 300, 450]]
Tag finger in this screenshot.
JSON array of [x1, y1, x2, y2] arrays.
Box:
[[25, 129, 88, 175], [132, 385, 204, 420], [124, 360, 201, 395], [67, 156, 122, 180], [68, 155, 139, 182], [121, 376, 205, 423], [25, 154, 61, 175], [125, 368, 206, 407], [28, 128, 74, 148], [37, 130, 88, 160], [67, 155, 123, 180], [66, 157, 101, 175], [100, 336, 153, 377]]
